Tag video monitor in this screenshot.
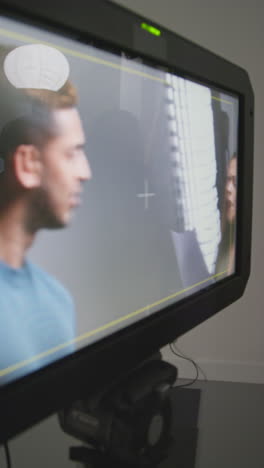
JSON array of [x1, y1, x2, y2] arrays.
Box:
[[0, 0, 253, 443]]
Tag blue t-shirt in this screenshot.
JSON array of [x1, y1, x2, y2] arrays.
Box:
[[0, 259, 76, 385]]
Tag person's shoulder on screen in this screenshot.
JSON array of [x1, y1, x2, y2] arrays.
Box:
[[26, 260, 72, 300], [25, 260, 76, 329]]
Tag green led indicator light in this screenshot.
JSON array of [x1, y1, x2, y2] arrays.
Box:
[[141, 23, 161, 37]]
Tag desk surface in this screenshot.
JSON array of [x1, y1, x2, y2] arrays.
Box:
[[3, 380, 264, 468]]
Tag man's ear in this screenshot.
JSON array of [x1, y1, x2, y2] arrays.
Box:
[[13, 144, 43, 189]]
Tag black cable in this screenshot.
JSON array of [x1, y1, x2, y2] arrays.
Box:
[[3, 442, 11, 468], [169, 341, 207, 388]]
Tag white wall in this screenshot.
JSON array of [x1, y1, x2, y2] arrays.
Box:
[[111, 0, 264, 383]]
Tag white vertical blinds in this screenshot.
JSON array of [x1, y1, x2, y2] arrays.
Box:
[[166, 74, 220, 274]]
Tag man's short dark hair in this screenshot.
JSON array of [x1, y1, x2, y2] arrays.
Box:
[[0, 46, 78, 189]]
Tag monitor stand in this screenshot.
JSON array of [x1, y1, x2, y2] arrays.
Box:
[[59, 354, 178, 467]]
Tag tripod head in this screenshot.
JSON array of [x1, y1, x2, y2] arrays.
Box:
[[59, 354, 177, 467]]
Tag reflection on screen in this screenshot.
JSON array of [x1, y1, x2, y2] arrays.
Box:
[[0, 15, 238, 385]]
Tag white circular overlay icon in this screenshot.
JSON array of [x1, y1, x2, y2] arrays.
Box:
[[3, 44, 70, 91]]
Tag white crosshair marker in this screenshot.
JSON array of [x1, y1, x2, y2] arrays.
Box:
[[137, 179, 156, 210]]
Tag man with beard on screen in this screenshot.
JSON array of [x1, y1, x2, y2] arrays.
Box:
[[0, 45, 92, 384]]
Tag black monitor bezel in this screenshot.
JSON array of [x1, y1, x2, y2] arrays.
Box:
[[0, 0, 254, 443]]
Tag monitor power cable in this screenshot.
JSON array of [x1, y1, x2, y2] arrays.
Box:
[[2, 441, 12, 468], [169, 341, 207, 388]]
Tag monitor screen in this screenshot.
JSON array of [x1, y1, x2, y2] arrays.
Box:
[[0, 13, 239, 387]]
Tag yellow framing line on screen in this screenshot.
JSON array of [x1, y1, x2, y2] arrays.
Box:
[[0, 27, 165, 84], [0, 269, 228, 377], [0, 26, 234, 105], [0, 23, 233, 377], [211, 95, 233, 106]]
